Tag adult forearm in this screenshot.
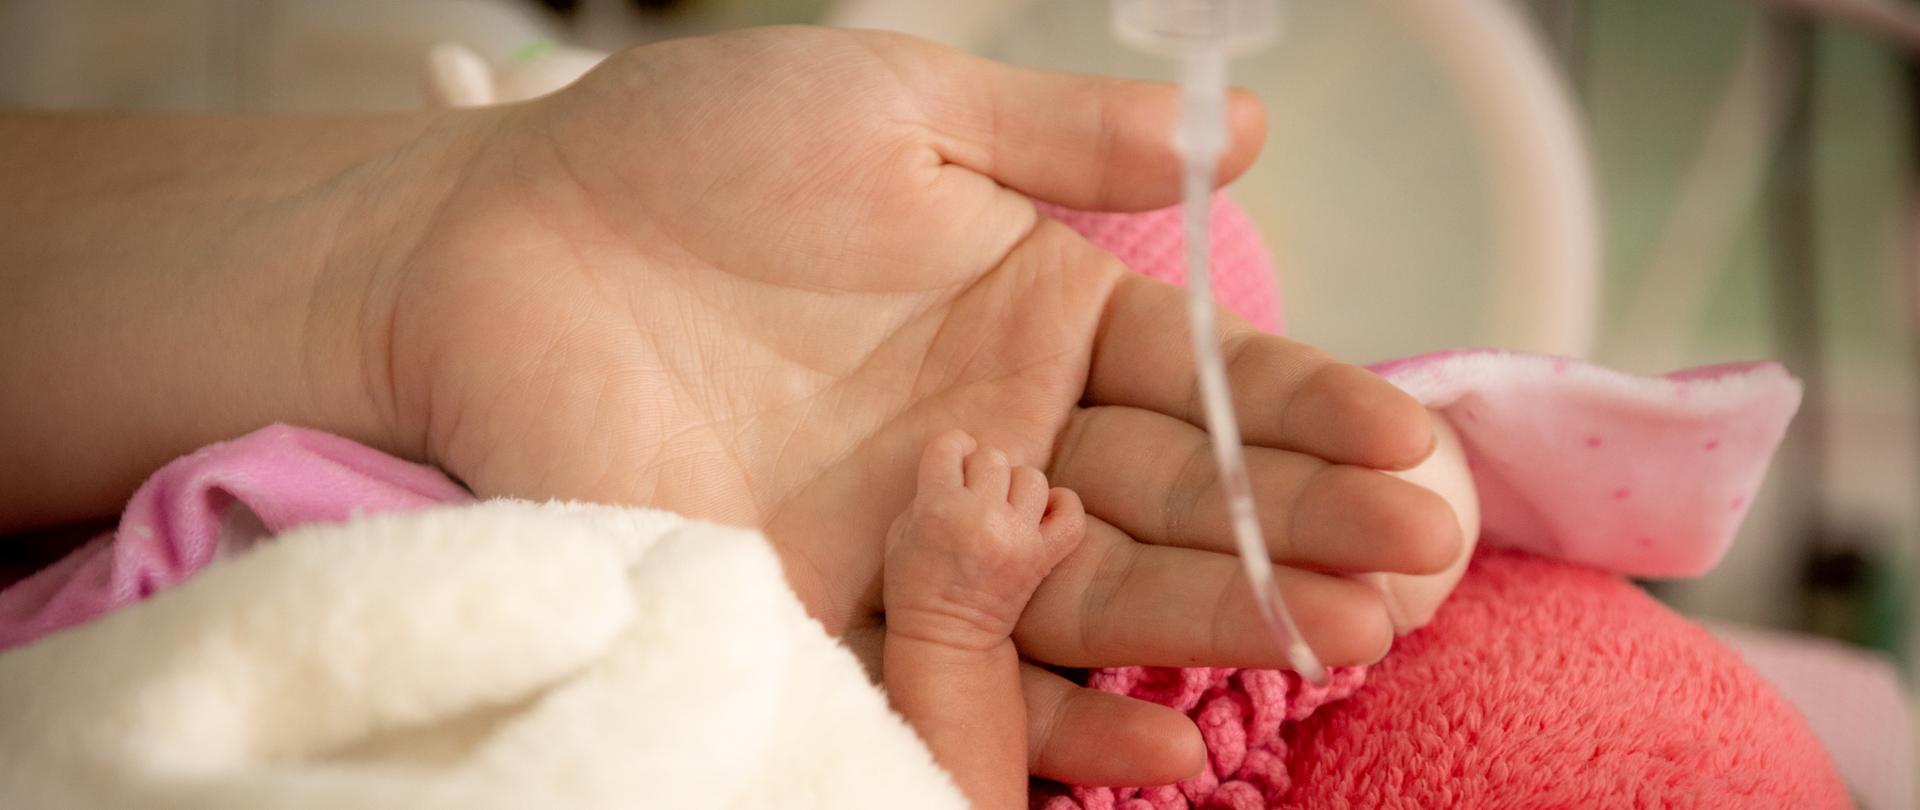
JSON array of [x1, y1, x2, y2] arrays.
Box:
[[0, 111, 479, 531]]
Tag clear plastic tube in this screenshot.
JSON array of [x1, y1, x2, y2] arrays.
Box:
[[1114, 0, 1327, 685]]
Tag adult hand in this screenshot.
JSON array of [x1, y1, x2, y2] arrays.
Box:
[[369, 27, 1462, 785], [0, 26, 1461, 787]]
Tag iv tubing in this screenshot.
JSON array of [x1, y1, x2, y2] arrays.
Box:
[[1177, 49, 1328, 685]]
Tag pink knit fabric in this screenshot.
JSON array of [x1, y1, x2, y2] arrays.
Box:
[[1041, 195, 1282, 334], [1037, 667, 1369, 810]]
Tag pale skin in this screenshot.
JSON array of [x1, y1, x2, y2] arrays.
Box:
[[0, 27, 1472, 786], [884, 431, 1085, 809]]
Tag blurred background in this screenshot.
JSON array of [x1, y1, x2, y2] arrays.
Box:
[[0, 0, 1913, 803]]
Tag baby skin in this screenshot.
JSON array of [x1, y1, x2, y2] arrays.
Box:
[[883, 430, 1087, 809]]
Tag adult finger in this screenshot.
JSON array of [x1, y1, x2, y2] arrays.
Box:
[[1050, 405, 1461, 575], [874, 35, 1266, 212], [1013, 517, 1394, 669], [1021, 663, 1204, 786], [1085, 272, 1434, 470], [839, 618, 1206, 787]]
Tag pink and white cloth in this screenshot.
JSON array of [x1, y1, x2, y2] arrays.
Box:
[[1375, 351, 1799, 578]]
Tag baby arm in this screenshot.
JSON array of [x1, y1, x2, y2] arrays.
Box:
[[883, 430, 1085, 810]]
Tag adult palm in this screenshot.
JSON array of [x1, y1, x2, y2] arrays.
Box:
[[384, 28, 1459, 785]]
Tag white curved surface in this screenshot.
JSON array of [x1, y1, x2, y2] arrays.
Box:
[[827, 0, 1601, 358], [1379, 0, 1600, 357]]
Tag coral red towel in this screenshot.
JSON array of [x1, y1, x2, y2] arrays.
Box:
[[1280, 550, 1848, 808], [1045, 552, 1849, 809]]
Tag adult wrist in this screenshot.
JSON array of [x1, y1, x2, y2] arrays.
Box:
[[0, 110, 498, 529], [302, 109, 508, 465]]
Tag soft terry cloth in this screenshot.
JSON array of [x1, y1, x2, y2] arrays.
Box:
[[0, 500, 967, 810], [0, 425, 472, 651], [1276, 550, 1850, 809]]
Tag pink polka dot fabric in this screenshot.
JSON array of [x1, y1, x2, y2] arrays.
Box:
[[1373, 351, 1801, 578]]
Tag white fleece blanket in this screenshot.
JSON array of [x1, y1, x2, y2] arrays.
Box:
[[0, 500, 965, 809]]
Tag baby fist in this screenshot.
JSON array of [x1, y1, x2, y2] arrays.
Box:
[[883, 430, 1085, 651]]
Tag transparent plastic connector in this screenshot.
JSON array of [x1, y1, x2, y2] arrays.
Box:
[[1111, 0, 1278, 57]]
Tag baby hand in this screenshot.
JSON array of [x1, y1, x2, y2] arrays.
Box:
[[884, 430, 1085, 651], [882, 430, 1085, 808]]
